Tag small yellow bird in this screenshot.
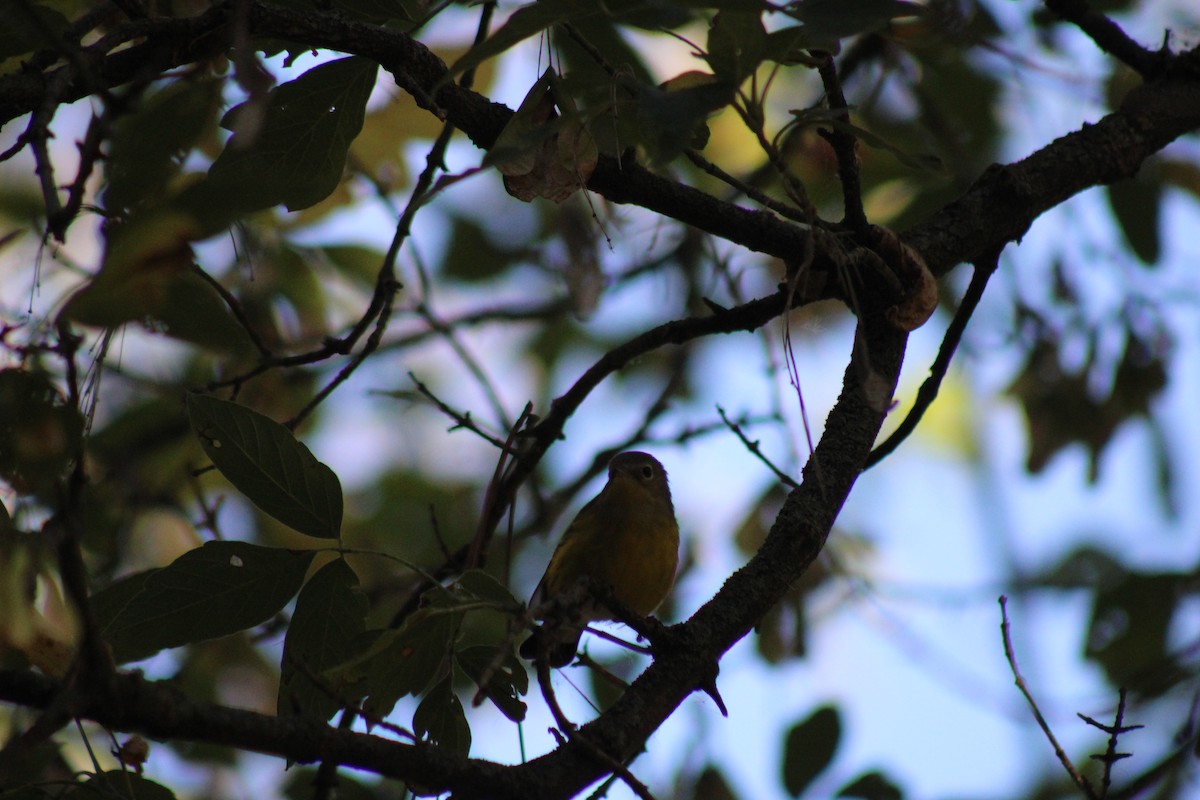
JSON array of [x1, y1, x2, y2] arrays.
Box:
[[520, 451, 679, 667]]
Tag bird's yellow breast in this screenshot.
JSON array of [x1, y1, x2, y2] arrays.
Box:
[[543, 478, 679, 616]]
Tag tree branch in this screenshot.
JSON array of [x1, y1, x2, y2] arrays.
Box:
[[1043, 0, 1168, 78]]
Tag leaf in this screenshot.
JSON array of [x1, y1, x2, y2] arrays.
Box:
[[0, 1, 70, 60], [0, 368, 84, 498], [104, 77, 225, 216], [1086, 572, 1186, 693], [1007, 339, 1166, 482], [455, 570, 522, 608], [786, 0, 923, 41], [837, 770, 904, 800], [328, 598, 461, 717], [279, 558, 368, 720], [1107, 175, 1162, 264], [636, 74, 735, 164], [490, 70, 598, 203], [456, 645, 528, 722], [442, 216, 525, 282], [178, 56, 377, 227], [763, 25, 822, 64], [58, 210, 201, 328], [781, 705, 841, 797], [151, 269, 256, 354], [59, 215, 252, 352], [694, 765, 740, 800], [447, 0, 601, 81], [92, 542, 315, 663], [413, 674, 471, 757], [790, 110, 942, 171], [65, 771, 176, 800], [186, 394, 343, 539], [706, 11, 768, 85]]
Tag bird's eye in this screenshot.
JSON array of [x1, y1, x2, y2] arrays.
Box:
[[640, 465, 654, 479]]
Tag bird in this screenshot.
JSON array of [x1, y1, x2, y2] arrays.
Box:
[[520, 451, 680, 668]]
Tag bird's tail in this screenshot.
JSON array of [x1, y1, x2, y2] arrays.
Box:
[[519, 622, 583, 668]]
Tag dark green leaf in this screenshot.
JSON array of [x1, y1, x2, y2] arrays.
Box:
[[90, 569, 159, 640], [442, 216, 526, 282], [279, 558, 368, 720], [93, 542, 314, 663], [787, 0, 923, 41], [1086, 572, 1186, 693], [447, 0, 598, 81], [1036, 546, 1125, 589], [65, 771, 176, 800], [329, 599, 461, 717], [149, 269, 255, 354], [790, 110, 942, 171], [636, 77, 735, 165], [837, 770, 903, 800], [283, 768, 384, 800], [1107, 176, 1162, 264], [180, 57, 377, 226], [413, 674, 471, 757], [694, 765, 740, 800], [763, 26, 821, 64], [104, 77, 224, 216], [456, 645, 528, 722], [781, 705, 841, 797], [332, 0, 427, 25], [1008, 339, 1166, 482], [707, 11, 767, 85], [0, 1, 70, 59], [455, 570, 522, 608], [320, 244, 387, 286], [186, 394, 343, 538], [0, 368, 84, 498]]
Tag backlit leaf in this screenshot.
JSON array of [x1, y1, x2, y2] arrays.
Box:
[[413, 674, 471, 756], [1107, 175, 1162, 264], [187, 394, 343, 539], [456, 645, 528, 722], [279, 558, 368, 720], [93, 542, 314, 663], [781, 705, 841, 797], [180, 57, 377, 224]]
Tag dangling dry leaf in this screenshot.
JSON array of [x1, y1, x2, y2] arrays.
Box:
[[490, 69, 596, 203]]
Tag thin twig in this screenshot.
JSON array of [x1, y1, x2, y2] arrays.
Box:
[[1079, 689, 1142, 796], [286, 120, 468, 428], [817, 57, 867, 231], [536, 662, 658, 800], [1043, 0, 1167, 78], [999, 596, 1099, 800], [717, 405, 801, 490], [405, 372, 513, 451], [865, 248, 1001, 468], [468, 403, 533, 569], [416, 303, 511, 430], [191, 265, 274, 358], [684, 149, 811, 226], [52, 111, 109, 238]]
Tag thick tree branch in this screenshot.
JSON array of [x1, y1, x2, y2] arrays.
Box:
[[0, 667, 509, 795]]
